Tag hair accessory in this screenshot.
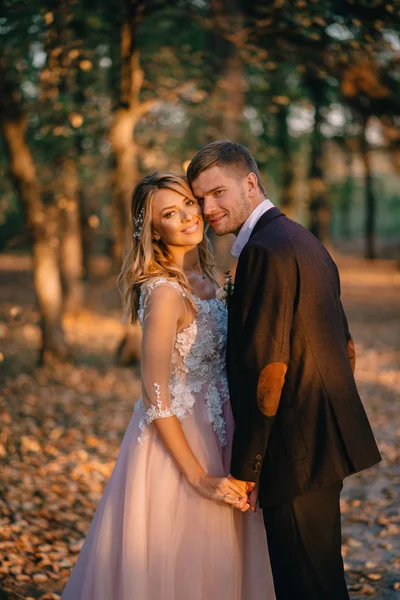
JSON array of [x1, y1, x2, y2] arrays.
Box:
[[133, 208, 145, 240]]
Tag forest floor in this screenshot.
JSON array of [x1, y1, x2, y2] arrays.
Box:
[[0, 252, 399, 600]]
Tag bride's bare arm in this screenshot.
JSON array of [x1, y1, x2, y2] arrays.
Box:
[[140, 283, 249, 508], [154, 416, 249, 506]]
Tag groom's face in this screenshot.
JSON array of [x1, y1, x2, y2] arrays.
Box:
[[190, 165, 252, 236]]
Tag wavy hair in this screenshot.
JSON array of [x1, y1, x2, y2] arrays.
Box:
[[118, 172, 218, 323]]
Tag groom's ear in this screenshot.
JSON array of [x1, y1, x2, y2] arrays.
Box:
[[246, 172, 259, 197]]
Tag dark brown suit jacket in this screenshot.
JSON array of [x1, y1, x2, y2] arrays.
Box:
[[228, 208, 381, 507]]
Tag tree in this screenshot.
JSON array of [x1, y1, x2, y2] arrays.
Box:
[[108, 0, 148, 262], [40, 0, 85, 310], [0, 67, 69, 363], [341, 54, 400, 259]]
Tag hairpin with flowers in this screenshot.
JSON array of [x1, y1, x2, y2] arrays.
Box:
[[133, 208, 144, 240]]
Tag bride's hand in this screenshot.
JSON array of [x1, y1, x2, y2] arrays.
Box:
[[190, 474, 250, 510]]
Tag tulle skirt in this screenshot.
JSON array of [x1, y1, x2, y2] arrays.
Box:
[[61, 396, 275, 599]]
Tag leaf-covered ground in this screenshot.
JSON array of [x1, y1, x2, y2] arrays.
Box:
[[0, 254, 399, 600]]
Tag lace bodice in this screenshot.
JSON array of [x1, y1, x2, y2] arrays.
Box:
[[135, 277, 229, 446]]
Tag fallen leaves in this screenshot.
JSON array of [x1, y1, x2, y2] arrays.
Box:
[[0, 256, 399, 599], [0, 287, 140, 598], [339, 258, 400, 598]]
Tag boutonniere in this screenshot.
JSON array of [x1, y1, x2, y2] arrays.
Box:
[[216, 271, 235, 306]]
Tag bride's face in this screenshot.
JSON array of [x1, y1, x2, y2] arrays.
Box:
[[151, 188, 204, 248]]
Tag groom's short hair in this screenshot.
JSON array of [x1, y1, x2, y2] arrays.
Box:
[[187, 140, 266, 195]]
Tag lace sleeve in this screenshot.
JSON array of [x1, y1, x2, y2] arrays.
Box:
[[140, 281, 186, 425]]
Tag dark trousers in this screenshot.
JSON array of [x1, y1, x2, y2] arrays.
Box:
[[263, 481, 350, 600]]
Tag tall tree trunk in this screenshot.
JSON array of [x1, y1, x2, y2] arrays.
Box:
[[110, 1, 145, 364], [109, 0, 145, 263], [74, 73, 92, 281], [360, 117, 376, 259], [222, 53, 245, 140], [59, 158, 85, 311], [116, 323, 142, 366], [207, 0, 244, 142], [48, 0, 85, 311], [307, 83, 330, 245], [277, 104, 296, 219], [339, 141, 354, 239], [0, 82, 69, 363]]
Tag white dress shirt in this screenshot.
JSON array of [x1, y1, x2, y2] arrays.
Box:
[[231, 199, 275, 258]]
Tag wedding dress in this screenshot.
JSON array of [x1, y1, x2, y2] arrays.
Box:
[[61, 277, 275, 600]]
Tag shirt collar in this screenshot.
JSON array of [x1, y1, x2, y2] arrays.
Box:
[[231, 199, 275, 258]]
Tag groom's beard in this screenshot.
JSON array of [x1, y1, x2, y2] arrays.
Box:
[[206, 190, 250, 236]]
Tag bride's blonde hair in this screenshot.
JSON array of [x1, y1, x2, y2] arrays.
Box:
[[119, 172, 219, 323]]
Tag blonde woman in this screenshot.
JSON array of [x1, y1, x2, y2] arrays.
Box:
[[61, 172, 275, 600]]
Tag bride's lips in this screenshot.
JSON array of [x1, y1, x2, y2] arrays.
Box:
[[181, 220, 200, 234]]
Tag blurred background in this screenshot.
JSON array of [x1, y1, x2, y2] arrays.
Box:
[[1, 0, 400, 362], [0, 2, 400, 599]]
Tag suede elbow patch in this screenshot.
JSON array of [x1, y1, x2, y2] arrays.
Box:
[[257, 362, 287, 416], [348, 337, 356, 373]]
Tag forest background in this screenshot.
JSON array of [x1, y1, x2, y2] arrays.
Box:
[[1, 0, 400, 361], [0, 1, 400, 599]]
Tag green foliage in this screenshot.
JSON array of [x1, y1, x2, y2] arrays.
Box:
[[1, 0, 400, 251]]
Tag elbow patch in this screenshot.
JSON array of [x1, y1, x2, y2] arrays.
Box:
[[348, 337, 356, 374], [257, 362, 287, 416]]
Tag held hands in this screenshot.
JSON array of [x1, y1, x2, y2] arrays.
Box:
[[228, 475, 258, 512], [190, 472, 257, 512]]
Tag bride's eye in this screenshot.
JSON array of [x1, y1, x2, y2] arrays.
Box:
[[164, 211, 175, 219], [186, 199, 196, 206]]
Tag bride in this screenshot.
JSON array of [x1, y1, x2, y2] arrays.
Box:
[[61, 172, 275, 600]]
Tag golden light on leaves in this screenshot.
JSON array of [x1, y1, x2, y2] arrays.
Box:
[[342, 60, 390, 99], [0, 352, 4, 362], [10, 306, 21, 318], [51, 47, 63, 58], [44, 12, 54, 25], [191, 90, 207, 103], [58, 198, 68, 210], [309, 177, 329, 196], [313, 16, 327, 27], [272, 95, 290, 105], [52, 126, 65, 136], [59, 199, 76, 212], [79, 60, 93, 72], [69, 113, 84, 128], [88, 215, 100, 229], [69, 49, 80, 60]]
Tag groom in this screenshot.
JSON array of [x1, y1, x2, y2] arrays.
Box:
[[187, 141, 381, 600]]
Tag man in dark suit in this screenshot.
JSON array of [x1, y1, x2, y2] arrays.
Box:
[[187, 141, 381, 600]]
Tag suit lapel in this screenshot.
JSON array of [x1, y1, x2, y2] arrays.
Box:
[[229, 207, 284, 360], [250, 207, 284, 238]]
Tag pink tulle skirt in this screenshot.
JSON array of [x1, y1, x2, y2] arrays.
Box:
[[61, 396, 275, 600]]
